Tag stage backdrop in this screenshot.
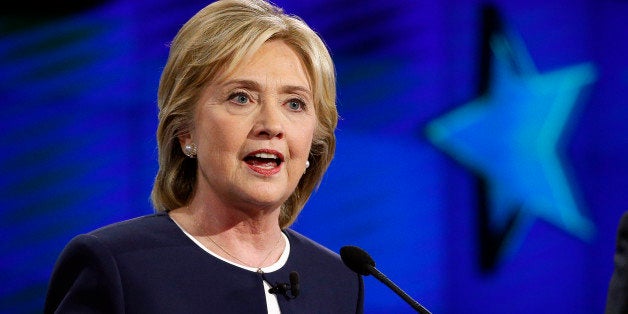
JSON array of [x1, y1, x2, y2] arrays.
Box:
[[1, 0, 627, 313]]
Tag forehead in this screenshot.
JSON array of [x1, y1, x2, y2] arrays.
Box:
[[217, 40, 312, 91]]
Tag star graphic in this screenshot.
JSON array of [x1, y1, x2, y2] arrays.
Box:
[[424, 13, 597, 268]]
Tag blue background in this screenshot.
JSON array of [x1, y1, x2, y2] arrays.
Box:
[[1, 0, 627, 313]]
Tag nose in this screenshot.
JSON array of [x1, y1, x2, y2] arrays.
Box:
[[252, 102, 284, 140]]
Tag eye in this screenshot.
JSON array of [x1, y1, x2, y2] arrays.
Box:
[[287, 99, 306, 111], [229, 92, 250, 105]]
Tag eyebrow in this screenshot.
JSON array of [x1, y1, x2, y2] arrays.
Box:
[[223, 79, 312, 98], [223, 79, 261, 90]]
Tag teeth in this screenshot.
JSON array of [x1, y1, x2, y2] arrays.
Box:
[[254, 153, 278, 159]]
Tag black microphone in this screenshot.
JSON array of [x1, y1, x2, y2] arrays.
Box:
[[289, 271, 299, 298], [340, 246, 431, 314], [265, 271, 300, 300]]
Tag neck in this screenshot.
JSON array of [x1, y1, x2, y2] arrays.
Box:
[[191, 203, 280, 236], [187, 187, 284, 236], [169, 203, 285, 269]]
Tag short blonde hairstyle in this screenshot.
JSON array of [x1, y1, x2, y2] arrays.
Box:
[[151, 0, 337, 228]]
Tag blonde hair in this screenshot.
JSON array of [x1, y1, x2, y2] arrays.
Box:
[[151, 0, 337, 228]]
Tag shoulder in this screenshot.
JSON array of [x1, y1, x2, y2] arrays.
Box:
[[619, 211, 628, 233], [284, 229, 340, 261], [45, 213, 183, 310], [607, 211, 628, 313], [68, 212, 180, 256], [44, 215, 169, 313], [89, 212, 172, 237], [613, 211, 628, 255], [283, 228, 354, 279]]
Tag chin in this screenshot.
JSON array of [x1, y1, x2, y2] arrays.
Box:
[[239, 190, 288, 209]]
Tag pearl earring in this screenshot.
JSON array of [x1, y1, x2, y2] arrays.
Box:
[[183, 143, 197, 158], [303, 160, 310, 175]]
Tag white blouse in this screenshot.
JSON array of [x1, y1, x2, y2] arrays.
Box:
[[173, 221, 290, 314]]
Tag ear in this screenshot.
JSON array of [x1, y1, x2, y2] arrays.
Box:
[[178, 132, 193, 150]]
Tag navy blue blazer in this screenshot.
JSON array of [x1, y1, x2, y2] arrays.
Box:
[[45, 213, 363, 313]]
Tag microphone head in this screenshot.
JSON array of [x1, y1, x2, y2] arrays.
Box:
[[340, 245, 375, 276], [289, 271, 300, 297]]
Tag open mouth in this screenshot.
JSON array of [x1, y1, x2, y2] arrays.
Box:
[[243, 150, 284, 173]]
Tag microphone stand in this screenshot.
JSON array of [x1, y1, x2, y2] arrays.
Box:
[[366, 264, 431, 314]]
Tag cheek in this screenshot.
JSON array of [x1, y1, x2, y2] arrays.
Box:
[[295, 121, 317, 155], [195, 123, 246, 169], [199, 114, 246, 144]]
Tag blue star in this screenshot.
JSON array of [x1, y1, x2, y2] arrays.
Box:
[[425, 33, 597, 261]]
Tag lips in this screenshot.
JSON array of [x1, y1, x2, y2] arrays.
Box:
[[244, 149, 284, 175]]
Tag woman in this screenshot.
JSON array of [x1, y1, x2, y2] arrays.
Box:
[[44, 0, 363, 313]]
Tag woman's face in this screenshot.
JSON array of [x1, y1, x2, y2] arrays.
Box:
[[184, 40, 316, 213]]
